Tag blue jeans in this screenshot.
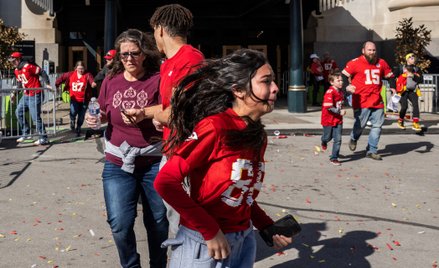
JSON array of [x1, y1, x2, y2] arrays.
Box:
[[350, 108, 384, 154], [70, 99, 87, 132], [102, 160, 169, 268], [322, 124, 342, 160], [163, 225, 256, 268], [15, 93, 47, 139]]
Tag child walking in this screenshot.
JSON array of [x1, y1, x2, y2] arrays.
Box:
[[154, 49, 293, 267], [321, 71, 354, 166]]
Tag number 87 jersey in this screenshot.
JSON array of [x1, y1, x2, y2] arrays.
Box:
[[342, 56, 393, 109]]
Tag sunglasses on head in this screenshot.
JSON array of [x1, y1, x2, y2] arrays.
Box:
[[120, 51, 142, 60]]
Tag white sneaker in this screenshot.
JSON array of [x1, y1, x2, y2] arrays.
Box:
[[16, 136, 32, 143], [34, 139, 49, 146]]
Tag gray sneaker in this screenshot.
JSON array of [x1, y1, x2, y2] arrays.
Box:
[[366, 152, 382, 160], [348, 139, 357, 151]]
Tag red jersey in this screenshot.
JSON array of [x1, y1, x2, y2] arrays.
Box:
[[155, 108, 274, 240], [343, 56, 393, 109], [160, 44, 204, 140], [322, 59, 338, 81], [55, 71, 94, 102], [310, 61, 323, 76], [98, 72, 162, 167], [321, 86, 344, 126], [14, 62, 42, 96]]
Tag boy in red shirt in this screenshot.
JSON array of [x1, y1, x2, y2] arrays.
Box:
[[321, 71, 354, 166]]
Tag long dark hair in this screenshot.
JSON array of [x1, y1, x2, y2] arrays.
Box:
[[108, 29, 161, 78], [165, 49, 270, 155]]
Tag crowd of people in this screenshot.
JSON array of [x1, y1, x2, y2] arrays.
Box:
[[6, 3, 427, 267]]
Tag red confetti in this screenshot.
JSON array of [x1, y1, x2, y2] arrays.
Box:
[[10, 230, 17, 235], [275, 251, 286, 256], [392, 240, 401, 246], [39, 256, 47, 260], [386, 243, 394, 250], [306, 197, 311, 204], [392, 256, 397, 261]]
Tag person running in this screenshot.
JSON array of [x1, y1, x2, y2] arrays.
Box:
[[342, 41, 396, 161], [85, 29, 168, 268], [154, 49, 293, 267], [122, 3, 205, 236], [321, 71, 354, 166], [55, 61, 95, 136], [396, 53, 423, 131], [9, 51, 52, 145]]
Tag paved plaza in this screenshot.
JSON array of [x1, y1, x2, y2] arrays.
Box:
[[0, 104, 438, 267]]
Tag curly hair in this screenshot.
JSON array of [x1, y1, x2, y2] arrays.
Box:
[[165, 49, 270, 155], [149, 4, 193, 37], [108, 29, 161, 78]]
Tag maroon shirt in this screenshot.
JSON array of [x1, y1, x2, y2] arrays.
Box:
[[98, 72, 162, 167]]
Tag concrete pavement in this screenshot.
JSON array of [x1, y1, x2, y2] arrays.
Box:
[[1, 101, 438, 268]]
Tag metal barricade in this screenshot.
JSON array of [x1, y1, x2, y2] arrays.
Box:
[[0, 87, 57, 142]]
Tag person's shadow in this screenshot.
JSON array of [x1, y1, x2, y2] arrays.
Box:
[[342, 141, 433, 163], [256, 222, 377, 268]]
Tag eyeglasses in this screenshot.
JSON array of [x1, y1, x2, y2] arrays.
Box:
[[120, 51, 142, 60]]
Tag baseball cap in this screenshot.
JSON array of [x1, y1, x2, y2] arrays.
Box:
[[104, 49, 116, 60], [405, 53, 415, 60], [8, 51, 22, 62], [310, 53, 319, 59]]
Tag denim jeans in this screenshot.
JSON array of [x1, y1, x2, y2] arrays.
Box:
[[322, 124, 342, 160], [350, 108, 384, 154], [163, 225, 256, 268], [15, 93, 47, 139], [102, 160, 169, 268], [70, 99, 87, 133]]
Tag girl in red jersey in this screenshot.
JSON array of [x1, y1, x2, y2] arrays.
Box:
[[55, 61, 95, 136], [154, 49, 293, 268]]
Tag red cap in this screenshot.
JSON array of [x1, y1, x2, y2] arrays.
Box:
[[8, 51, 22, 61], [104, 49, 116, 60]]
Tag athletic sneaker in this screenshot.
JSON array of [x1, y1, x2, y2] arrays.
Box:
[[321, 142, 327, 151], [34, 139, 50, 146], [348, 139, 357, 151], [397, 120, 406, 130], [412, 122, 422, 131], [330, 159, 341, 166], [16, 136, 32, 143], [366, 152, 382, 160]]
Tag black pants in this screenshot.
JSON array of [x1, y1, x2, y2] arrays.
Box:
[[399, 90, 419, 120], [311, 76, 323, 105]]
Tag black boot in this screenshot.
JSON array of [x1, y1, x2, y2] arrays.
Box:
[[70, 121, 75, 132]]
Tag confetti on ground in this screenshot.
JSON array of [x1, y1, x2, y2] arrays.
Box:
[[392, 240, 401, 246], [386, 243, 394, 250], [418, 231, 425, 234], [391, 203, 397, 208], [276, 251, 286, 256], [306, 197, 311, 204], [89, 229, 95, 237], [314, 146, 321, 152]]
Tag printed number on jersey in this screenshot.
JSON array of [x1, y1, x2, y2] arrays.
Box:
[[364, 69, 380, 85], [221, 159, 264, 207]]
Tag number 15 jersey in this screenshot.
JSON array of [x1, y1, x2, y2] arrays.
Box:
[[343, 55, 392, 109]]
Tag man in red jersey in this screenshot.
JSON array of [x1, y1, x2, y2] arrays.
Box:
[[9, 52, 52, 145], [342, 41, 396, 160]]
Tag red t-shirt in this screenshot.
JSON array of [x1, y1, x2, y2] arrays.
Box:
[[14, 63, 42, 96], [154, 108, 274, 240], [321, 86, 344, 126], [98, 72, 162, 167], [160, 44, 204, 140], [343, 56, 393, 109]]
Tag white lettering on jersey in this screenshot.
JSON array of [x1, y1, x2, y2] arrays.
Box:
[[364, 69, 380, 85], [71, 82, 84, 92], [221, 159, 264, 207]]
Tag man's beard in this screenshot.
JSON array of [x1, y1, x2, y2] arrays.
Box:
[[365, 54, 377, 64]]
